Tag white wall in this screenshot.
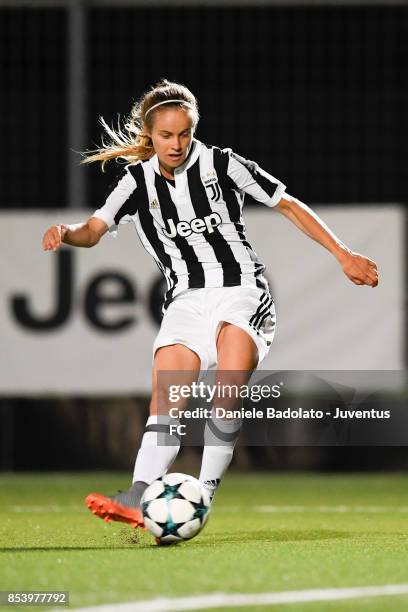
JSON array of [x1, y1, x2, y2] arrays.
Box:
[[0, 205, 404, 395]]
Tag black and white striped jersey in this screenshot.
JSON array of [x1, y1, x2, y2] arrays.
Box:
[[91, 138, 286, 311]]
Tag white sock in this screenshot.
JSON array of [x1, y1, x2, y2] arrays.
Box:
[[132, 415, 180, 485], [199, 410, 242, 500]]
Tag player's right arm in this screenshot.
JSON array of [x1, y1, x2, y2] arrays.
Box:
[[43, 217, 108, 251], [42, 217, 108, 251], [42, 165, 138, 251]]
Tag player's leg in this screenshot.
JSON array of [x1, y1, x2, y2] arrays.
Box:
[[86, 343, 200, 527], [130, 343, 201, 502], [199, 323, 258, 501]]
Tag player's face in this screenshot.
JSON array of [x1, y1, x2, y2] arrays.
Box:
[[149, 108, 194, 174]]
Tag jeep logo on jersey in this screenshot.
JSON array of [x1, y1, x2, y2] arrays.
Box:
[[163, 212, 222, 238]]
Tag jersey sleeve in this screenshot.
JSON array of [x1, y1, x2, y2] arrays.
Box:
[[223, 148, 286, 208], [91, 165, 138, 238]]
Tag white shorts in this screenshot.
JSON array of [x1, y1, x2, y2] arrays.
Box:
[[152, 275, 276, 371]]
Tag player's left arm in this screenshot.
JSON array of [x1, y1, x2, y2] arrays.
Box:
[[275, 194, 379, 287]]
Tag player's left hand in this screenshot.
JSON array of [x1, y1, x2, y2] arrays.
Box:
[[337, 250, 378, 287]]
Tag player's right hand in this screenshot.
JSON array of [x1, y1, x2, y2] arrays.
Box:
[[42, 224, 67, 252]]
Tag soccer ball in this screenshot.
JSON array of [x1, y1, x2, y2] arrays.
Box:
[[141, 473, 211, 545]]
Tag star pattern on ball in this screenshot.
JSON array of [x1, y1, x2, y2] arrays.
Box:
[[158, 517, 185, 537], [191, 498, 209, 523], [157, 483, 184, 501]]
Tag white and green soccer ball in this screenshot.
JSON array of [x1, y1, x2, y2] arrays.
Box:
[[141, 473, 211, 545]]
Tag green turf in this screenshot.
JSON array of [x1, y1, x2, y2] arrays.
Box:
[[0, 473, 408, 611]]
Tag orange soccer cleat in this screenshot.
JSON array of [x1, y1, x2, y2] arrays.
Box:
[[85, 491, 145, 529]]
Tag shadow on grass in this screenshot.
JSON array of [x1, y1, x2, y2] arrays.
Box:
[[0, 529, 395, 551], [118, 528, 358, 549]]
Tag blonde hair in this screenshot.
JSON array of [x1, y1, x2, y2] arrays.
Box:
[[80, 79, 199, 172]]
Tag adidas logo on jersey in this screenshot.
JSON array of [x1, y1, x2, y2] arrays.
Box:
[[149, 198, 160, 209], [163, 212, 222, 238]]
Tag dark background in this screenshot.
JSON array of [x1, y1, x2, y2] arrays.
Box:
[[1, 5, 406, 209]]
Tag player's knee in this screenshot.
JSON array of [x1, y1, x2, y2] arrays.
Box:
[[154, 343, 201, 370]]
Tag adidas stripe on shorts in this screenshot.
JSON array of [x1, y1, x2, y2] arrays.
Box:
[[152, 274, 276, 370]]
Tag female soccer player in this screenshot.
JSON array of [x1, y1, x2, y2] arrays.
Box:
[[42, 79, 378, 529]]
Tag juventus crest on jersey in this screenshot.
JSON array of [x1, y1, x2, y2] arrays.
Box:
[[92, 138, 286, 311]]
